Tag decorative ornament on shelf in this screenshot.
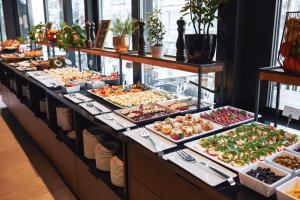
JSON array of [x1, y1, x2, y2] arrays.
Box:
[[279, 11, 300, 73], [138, 19, 146, 56], [146, 9, 166, 58], [180, 0, 229, 64], [176, 17, 186, 62], [85, 21, 92, 48]]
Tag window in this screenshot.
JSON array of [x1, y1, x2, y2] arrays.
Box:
[[0, 0, 6, 40], [27, 0, 45, 26], [99, 0, 133, 84], [143, 1, 218, 102], [72, 0, 85, 25], [17, 0, 30, 38], [101, 0, 132, 48], [270, 0, 300, 109], [152, 0, 217, 56], [72, 0, 87, 69], [46, 0, 64, 28]]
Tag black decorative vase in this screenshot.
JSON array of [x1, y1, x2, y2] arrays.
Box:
[[185, 34, 217, 64]]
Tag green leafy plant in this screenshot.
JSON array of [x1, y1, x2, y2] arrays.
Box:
[[110, 18, 139, 37], [29, 23, 46, 42], [146, 9, 166, 46], [57, 21, 86, 50], [180, 0, 228, 35]]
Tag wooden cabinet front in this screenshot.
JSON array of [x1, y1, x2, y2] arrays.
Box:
[[127, 140, 228, 200]]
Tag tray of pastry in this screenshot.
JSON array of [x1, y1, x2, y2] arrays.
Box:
[[145, 113, 223, 143]]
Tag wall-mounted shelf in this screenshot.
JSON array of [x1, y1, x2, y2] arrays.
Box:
[[36, 42, 224, 74]]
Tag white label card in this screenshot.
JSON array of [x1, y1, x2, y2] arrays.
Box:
[[282, 105, 300, 120]]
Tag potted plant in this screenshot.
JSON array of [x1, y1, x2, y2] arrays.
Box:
[[110, 17, 138, 52], [146, 9, 166, 58], [29, 23, 46, 42], [57, 21, 86, 50], [180, 0, 228, 64]]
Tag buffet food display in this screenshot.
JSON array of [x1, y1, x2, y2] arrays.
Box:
[[43, 68, 101, 84], [246, 167, 284, 185], [158, 97, 211, 112], [200, 106, 255, 126], [186, 123, 299, 171], [115, 104, 177, 123], [273, 154, 300, 170], [1, 39, 20, 53], [24, 50, 43, 58], [146, 114, 223, 143], [3, 46, 300, 199], [89, 84, 177, 108], [30, 60, 51, 70]]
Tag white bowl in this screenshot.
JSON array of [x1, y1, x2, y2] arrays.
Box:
[[265, 151, 300, 176], [239, 161, 291, 197], [276, 177, 300, 200], [63, 85, 80, 93], [287, 142, 300, 157]]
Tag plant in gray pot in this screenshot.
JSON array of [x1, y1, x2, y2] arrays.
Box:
[[146, 9, 166, 58], [180, 0, 228, 64]]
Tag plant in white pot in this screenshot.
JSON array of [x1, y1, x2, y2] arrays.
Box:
[[146, 9, 166, 58], [111, 18, 139, 52]]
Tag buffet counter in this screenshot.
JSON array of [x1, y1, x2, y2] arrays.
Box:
[[0, 61, 294, 200]]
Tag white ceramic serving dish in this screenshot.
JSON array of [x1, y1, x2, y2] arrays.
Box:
[[265, 151, 300, 176], [199, 106, 256, 128], [276, 177, 300, 200], [287, 142, 300, 157], [239, 161, 291, 197], [63, 84, 80, 93], [145, 113, 224, 144]]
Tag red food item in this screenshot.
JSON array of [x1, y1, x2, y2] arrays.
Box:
[[200, 107, 254, 126], [283, 57, 297, 72], [171, 134, 180, 140]]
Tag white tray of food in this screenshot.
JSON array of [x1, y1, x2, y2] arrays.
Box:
[[184, 122, 300, 172], [265, 151, 300, 176], [286, 141, 300, 157], [199, 106, 256, 128], [145, 113, 223, 143], [157, 97, 212, 113], [276, 177, 300, 200], [239, 161, 291, 197], [115, 103, 178, 124]]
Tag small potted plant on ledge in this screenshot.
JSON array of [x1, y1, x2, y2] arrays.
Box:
[[180, 0, 228, 64], [111, 18, 138, 52], [146, 9, 166, 58], [29, 23, 46, 42], [57, 21, 86, 50]]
